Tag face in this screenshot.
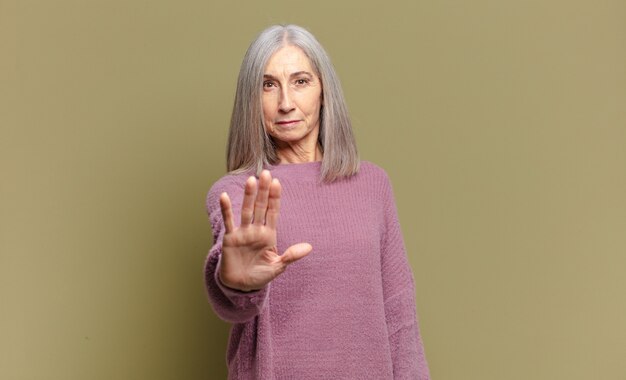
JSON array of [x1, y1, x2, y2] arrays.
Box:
[[262, 45, 323, 148]]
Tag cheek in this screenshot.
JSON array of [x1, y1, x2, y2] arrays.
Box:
[[262, 98, 275, 120], [304, 93, 322, 115]]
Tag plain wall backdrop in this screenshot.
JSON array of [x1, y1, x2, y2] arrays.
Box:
[[1, 0, 625, 379]]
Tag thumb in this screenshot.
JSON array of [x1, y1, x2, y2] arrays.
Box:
[[280, 243, 313, 265]]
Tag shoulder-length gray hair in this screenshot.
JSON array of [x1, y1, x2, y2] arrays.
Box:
[[226, 24, 359, 182]]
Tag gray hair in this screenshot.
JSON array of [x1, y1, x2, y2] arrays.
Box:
[[226, 24, 359, 182]]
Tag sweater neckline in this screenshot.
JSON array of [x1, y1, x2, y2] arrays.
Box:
[[265, 160, 322, 181]]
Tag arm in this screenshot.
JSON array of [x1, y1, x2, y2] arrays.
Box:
[[204, 171, 312, 324], [204, 175, 268, 323], [380, 173, 431, 380]]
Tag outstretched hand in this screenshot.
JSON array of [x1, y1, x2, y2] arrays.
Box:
[[218, 170, 312, 292]]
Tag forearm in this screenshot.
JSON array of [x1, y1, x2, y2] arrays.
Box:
[[383, 287, 430, 379], [204, 242, 269, 324], [388, 319, 430, 380]]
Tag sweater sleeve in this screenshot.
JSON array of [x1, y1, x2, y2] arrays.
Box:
[[380, 172, 430, 380], [203, 175, 269, 324]]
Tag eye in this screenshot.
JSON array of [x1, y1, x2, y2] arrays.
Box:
[[295, 78, 310, 85], [263, 81, 276, 88]]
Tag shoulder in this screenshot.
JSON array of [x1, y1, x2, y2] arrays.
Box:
[[359, 160, 388, 176], [208, 172, 249, 196], [206, 171, 251, 212], [355, 161, 398, 206], [357, 160, 393, 186]]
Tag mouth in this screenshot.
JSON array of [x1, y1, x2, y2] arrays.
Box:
[[275, 120, 300, 125]]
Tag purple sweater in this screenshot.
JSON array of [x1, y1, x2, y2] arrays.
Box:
[[204, 161, 430, 379]]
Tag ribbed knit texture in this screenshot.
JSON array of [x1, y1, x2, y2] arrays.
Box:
[[204, 161, 430, 380]]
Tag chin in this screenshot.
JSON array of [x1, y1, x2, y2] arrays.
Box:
[[274, 135, 306, 145], [270, 125, 318, 145], [272, 129, 304, 140]]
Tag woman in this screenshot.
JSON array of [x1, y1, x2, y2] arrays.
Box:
[[205, 24, 430, 379]]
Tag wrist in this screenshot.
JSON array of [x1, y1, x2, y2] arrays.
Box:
[[217, 262, 261, 293]]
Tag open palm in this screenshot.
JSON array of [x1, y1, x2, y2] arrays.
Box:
[[218, 170, 312, 292]]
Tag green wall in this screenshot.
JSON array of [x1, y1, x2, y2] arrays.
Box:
[[1, 1, 625, 379]]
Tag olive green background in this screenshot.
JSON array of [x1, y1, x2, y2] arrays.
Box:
[[1, 0, 625, 379]]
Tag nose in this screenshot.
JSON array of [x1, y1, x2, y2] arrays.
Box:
[[278, 87, 295, 113]]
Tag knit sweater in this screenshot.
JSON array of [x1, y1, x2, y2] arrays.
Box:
[[204, 161, 430, 380]]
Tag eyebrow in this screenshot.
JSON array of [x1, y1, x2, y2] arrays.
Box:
[[263, 71, 314, 80]]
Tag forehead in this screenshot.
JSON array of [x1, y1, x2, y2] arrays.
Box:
[[264, 45, 315, 75]]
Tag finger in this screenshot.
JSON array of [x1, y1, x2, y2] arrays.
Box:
[[253, 170, 272, 225], [219, 192, 235, 233], [240, 176, 257, 226], [265, 178, 281, 229], [281, 243, 313, 265]]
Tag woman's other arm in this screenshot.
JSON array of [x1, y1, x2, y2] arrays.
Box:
[[380, 172, 431, 380]]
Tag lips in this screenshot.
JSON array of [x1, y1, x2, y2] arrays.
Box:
[[275, 120, 300, 125]]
